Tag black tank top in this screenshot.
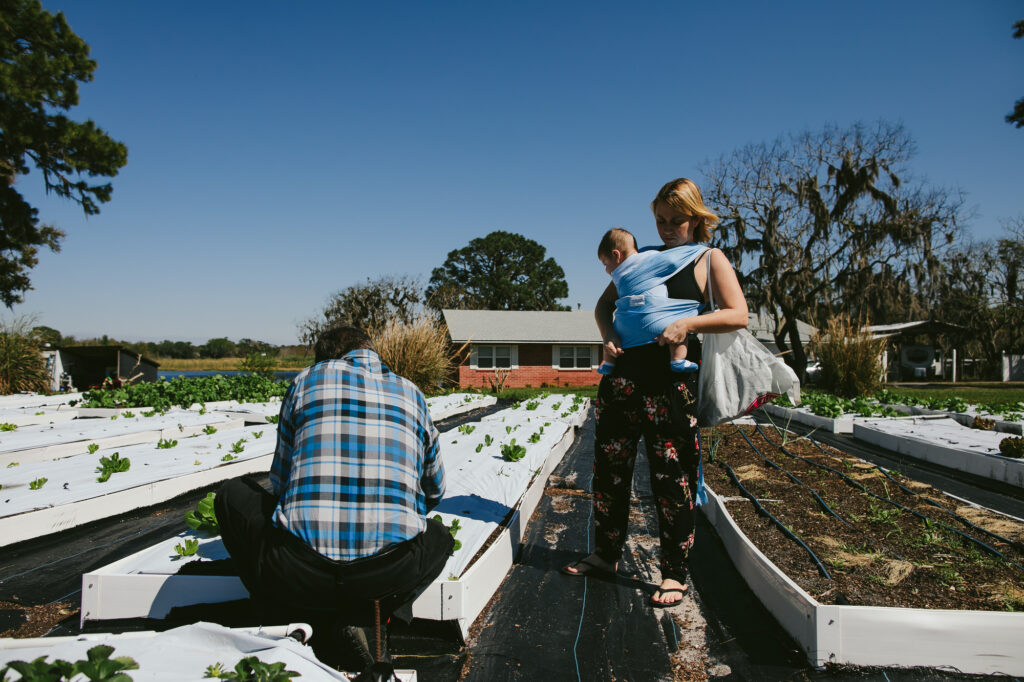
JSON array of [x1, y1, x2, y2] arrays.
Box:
[[662, 248, 707, 303]]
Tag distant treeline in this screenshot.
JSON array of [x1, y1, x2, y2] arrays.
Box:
[[32, 326, 307, 360]]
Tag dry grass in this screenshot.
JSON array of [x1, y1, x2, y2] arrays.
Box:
[[371, 316, 464, 395], [0, 317, 50, 394], [156, 356, 312, 371], [812, 314, 887, 397]]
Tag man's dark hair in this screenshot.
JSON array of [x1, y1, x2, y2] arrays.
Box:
[[314, 325, 373, 363]]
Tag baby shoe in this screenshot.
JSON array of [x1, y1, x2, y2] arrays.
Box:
[[670, 358, 699, 373], [597, 362, 615, 375]]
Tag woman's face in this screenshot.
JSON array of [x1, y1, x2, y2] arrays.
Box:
[[654, 201, 697, 247]]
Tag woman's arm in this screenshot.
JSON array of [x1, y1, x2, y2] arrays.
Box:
[[595, 281, 624, 358], [656, 249, 748, 345]]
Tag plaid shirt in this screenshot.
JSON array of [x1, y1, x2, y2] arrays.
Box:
[[270, 349, 444, 561]]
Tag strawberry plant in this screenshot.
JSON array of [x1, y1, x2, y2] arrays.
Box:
[[202, 425, 218, 435], [203, 656, 299, 681], [432, 514, 462, 551], [999, 436, 1024, 459], [0, 423, 17, 431], [174, 538, 199, 557], [185, 492, 219, 534], [156, 438, 177, 449], [501, 439, 526, 462], [1, 644, 138, 682], [29, 477, 47, 490], [96, 452, 131, 482], [87, 443, 100, 454]]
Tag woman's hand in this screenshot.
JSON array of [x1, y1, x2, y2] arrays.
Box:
[[656, 318, 691, 346]]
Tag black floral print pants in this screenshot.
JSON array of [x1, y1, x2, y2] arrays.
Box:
[[592, 372, 700, 583]]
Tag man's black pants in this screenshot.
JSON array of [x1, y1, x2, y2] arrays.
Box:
[[214, 477, 454, 628]]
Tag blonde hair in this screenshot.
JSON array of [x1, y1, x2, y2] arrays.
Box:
[[651, 178, 719, 243], [597, 227, 638, 259]]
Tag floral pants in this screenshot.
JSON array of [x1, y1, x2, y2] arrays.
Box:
[[592, 372, 700, 583]]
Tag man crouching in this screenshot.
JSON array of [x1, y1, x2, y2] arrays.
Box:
[[214, 324, 453, 669]]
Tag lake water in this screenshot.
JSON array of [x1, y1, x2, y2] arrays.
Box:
[[157, 370, 300, 381]]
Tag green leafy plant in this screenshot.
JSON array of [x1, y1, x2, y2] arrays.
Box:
[[0, 422, 17, 431], [458, 424, 476, 435], [999, 436, 1024, 459], [121, 411, 135, 419], [29, 476, 47, 490], [202, 425, 218, 435], [266, 415, 279, 424], [252, 430, 263, 439], [221, 453, 238, 462], [87, 443, 100, 454], [551, 401, 561, 410], [0, 645, 138, 682], [78, 374, 291, 411], [528, 431, 541, 443], [230, 438, 246, 454], [525, 400, 540, 411], [505, 426, 512, 434], [203, 656, 299, 681], [6, 461, 18, 467], [174, 538, 199, 557], [156, 438, 177, 449], [185, 492, 220, 534], [501, 439, 526, 462], [484, 434, 493, 446], [432, 514, 462, 551], [475, 443, 483, 453], [142, 409, 157, 417], [96, 452, 130, 482]]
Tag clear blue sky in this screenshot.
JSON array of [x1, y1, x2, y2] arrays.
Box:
[[13, 0, 1024, 345]]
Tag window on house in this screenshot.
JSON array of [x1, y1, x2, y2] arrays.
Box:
[[476, 345, 513, 369], [557, 345, 594, 369]]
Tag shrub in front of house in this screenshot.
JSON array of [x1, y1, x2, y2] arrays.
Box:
[[372, 316, 461, 396], [812, 314, 887, 398]]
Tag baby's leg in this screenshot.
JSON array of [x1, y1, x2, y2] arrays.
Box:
[[669, 342, 698, 373]]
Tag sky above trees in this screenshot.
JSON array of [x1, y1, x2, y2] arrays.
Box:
[[12, 0, 1024, 344]]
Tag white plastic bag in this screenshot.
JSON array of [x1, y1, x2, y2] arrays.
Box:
[[697, 328, 800, 426], [695, 252, 800, 426]]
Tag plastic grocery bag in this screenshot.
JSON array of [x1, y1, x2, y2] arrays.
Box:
[[696, 328, 800, 426]]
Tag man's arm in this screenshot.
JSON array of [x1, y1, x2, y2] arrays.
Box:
[[269, 383, 298, 498], [420, 420, 445, 511]]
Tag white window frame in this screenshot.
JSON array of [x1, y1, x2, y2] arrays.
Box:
[[470, 344, 518, 370], [552, 345, 598, 370]]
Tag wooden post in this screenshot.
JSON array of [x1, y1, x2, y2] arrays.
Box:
[[952, 348, 957, 383]]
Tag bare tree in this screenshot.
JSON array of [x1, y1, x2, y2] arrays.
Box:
[[702, 121, 965, 377]]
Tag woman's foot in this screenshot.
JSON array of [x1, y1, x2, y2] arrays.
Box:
[[650, 577, 688, 606], [561, 553, 617, 577]]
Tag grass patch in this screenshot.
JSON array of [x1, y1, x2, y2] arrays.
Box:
[[156, 356, 313, 371], [881, 385, 1024, 408]]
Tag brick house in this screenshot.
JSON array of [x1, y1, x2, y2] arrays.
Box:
[[443, 310, 602, 389]]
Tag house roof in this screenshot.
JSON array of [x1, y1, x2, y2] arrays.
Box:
[[443, 310, 602, 344], [864, 320, 964, 339], [442, 309, 819, 345]]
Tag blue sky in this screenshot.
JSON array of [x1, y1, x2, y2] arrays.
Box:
[[13, 1, 1024, 345]]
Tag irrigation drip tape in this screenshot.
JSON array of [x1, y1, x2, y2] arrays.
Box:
[[754, 425, 1024, 575], [808, 437, 1024, 555], [735, 429, 904, 561], [722, 462, 832, 580]]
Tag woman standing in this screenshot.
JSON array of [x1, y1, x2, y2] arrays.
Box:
[[562, 178, 749, 607]]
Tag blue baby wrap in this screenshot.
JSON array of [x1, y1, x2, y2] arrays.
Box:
[[612, 243, 708, 349]]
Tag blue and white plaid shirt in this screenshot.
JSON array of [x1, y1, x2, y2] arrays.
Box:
[[270, 349, 444, 561]]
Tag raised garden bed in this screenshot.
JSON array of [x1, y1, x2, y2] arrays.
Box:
[[0, 424, 269, 548], [0, 410, 244, 467], [853, 417, 1024, 488], [80, 398, 589, 639], [702, 423, 1024, 673], [0, 622, 397, 681]]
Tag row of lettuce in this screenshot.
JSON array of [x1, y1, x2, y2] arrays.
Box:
[[775, 389, 1024, 422]]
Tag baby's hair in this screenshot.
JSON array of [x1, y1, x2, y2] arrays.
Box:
[[651, 178, 719, 243], [597, 227, 638, 259]]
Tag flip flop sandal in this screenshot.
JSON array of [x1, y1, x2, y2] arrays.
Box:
[[560, 555, 615, 579], [650, 586, 687, 608]]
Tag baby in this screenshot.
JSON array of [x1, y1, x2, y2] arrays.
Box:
[[597, 227, 703, 376]]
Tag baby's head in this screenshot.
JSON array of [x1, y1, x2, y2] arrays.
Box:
[[598, 227, 639, 275]]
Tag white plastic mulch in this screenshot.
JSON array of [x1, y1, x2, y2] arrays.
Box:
[[96, 396, 589, 583], [0, 622, 352, 681], [0, 425, 273, 519], [856, 417, 1008, 455], [0, 392, 82, 409]]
